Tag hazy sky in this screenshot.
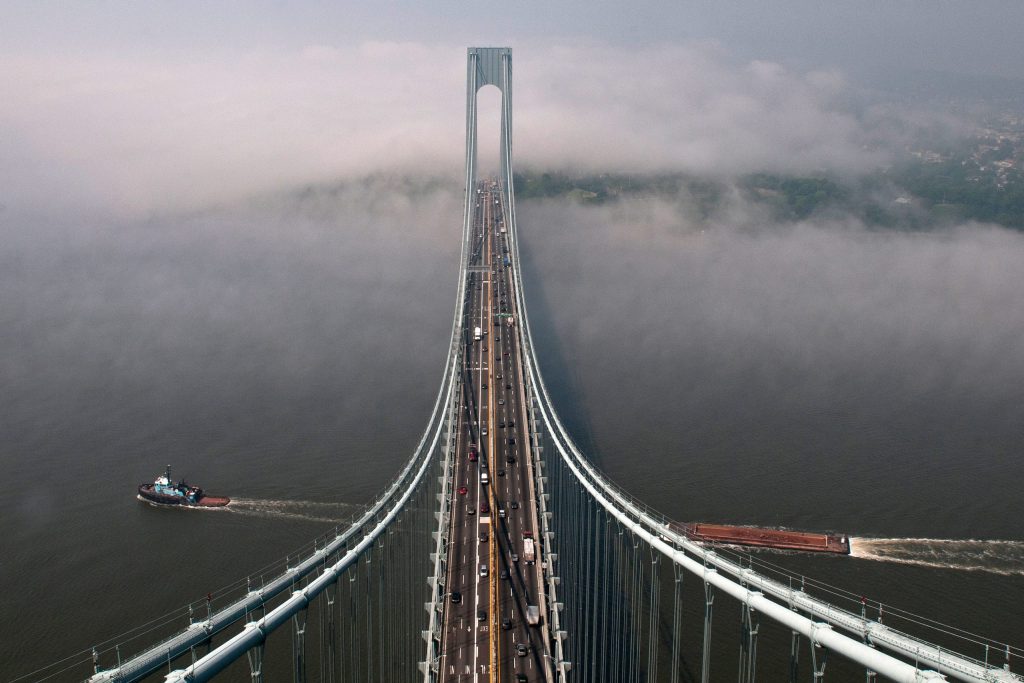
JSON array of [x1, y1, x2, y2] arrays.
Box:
[[2, 2, 1021, 215], [3, 1, 1023, 78]]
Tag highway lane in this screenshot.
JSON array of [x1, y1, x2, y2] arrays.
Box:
[[489, 189, 549, 683], [440, 187, 486, 681], [439, 181, 550, 683]]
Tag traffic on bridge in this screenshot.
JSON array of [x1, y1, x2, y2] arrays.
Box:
[[440, 181, 551, 682]]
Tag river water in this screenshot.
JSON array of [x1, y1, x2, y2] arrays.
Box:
[[2, 185, 1022, 679]]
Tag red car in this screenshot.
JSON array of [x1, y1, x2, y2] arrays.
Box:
[[469, 452, 478, 462], [457, 486, 468, 495]]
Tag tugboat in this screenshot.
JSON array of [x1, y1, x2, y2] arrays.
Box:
[[138, 465, 230, 507]]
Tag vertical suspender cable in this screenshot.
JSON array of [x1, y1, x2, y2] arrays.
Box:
[[670, 560, 684, 683], [647, 549, 661, 682]]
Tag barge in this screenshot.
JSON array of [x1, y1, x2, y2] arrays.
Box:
[[677, 522, 850, 555], [138, 465, 230, 508]]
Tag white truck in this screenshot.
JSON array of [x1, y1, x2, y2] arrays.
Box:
[[526, 605, 540, 626], [474, 326, 482, 341], [522, 537, 536, 564]]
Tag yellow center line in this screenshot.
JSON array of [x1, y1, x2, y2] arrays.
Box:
[[486, 192, 500, 683]]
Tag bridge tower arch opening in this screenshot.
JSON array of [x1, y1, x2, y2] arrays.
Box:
[[475, 85, 503, 178]]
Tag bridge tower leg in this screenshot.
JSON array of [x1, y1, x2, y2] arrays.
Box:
[[701, 579, 716, 683]]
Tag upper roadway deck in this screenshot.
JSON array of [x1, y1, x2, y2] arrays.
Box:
[[439, 182, 551, 683]]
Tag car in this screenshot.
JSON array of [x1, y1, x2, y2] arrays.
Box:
[[482, 426, 488, 435], [480, 565, 488, 577], [495, 336, 501, 342], [468, 451, 477, 462], [480, 501, 490, 514], [504, 352, 510, 357], [511, 553, 519, 563], [482, 382, 488, 389], [497, 374, 503, 380], [510, 501, 519, 510], [508, 420, 515, 428], [497, 469, 505, 477], [516, 675, 528, 683], [467, 505, 475, 515], [480, 532, 488, 543], [506, 455, 516, 463], [501, 617, 512, 630], [506, 384, 512, 390], [498, 507, 506, 518], [499, 569, 509, 580], [478, 610, 487, 622], [498, 421, 505, 428], [508, 437, 516, 445], [498, 399, 505, 405], [450, 591, 462, 604], [516, 643, 528, 657], [457, 486, 468, 495]]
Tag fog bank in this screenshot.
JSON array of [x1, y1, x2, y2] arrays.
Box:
[[0, 41, 955, 216]]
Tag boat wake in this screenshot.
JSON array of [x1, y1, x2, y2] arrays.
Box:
[[223, 498, 365, 525], [850, 537, 1024, 576]]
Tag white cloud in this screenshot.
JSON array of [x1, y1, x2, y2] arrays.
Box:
[[0, 41, 918, 214]]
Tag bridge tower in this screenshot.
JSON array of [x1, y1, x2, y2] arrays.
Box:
[[463, 47, 517, 240]]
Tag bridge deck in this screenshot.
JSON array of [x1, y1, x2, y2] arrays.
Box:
[[439, 182, 549, 683]]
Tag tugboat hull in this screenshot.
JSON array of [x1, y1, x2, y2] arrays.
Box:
[[138, 485, 231, 507], [137, 466, 231, 508]]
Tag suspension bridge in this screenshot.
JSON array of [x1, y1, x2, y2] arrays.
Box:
[[35, 46, 1022, 683]]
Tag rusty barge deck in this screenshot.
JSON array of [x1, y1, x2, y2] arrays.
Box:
[[675, 522, 850, 555]]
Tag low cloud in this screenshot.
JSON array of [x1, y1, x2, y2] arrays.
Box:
[[519, 192, 1024, 425], [1, 41, 939, 215], [515, 194, 1024, 526]]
